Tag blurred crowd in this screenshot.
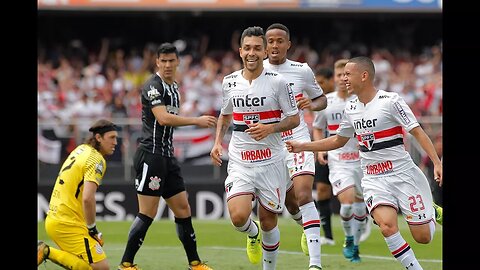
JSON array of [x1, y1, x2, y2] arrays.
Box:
[[38, 37, 442, 125], [38, 37, 442, 155]]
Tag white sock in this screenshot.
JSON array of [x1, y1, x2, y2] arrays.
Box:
[[300, 201, 322, 267], [262, 226, 280, 270], [340, 204, 353, 236], [428, 220, 435, 242], [234, 218, 258, 238], [385, 231, 423, 270], [353, 202, 367, 245]]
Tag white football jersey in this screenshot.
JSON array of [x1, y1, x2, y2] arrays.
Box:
[[313, 92, 360, 169], [337, 90, 419, 177], [263, 59, 323, 142], [221, 67, 299, 167]]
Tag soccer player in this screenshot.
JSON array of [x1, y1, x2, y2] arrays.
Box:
[[38, 119, 118, 270], [210, 26, 300, 270], [263, 23, 326, 270], [117, 43, 216, 270], [312, 59, 367, 262], [314, 66, 372, 245], [286, 56, 443, 270], [313, 67, 336, 246]]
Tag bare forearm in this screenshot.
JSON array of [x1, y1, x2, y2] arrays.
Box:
[[157, 113, 198, 127], [310, 95, 327, 111], [214, 114, 231, 144], [411, 127, 441, 165], [300, 135, 347, 152], [83, 198, 96, 226], [273, 114, 299, 133], [312, 128, 325, 141]]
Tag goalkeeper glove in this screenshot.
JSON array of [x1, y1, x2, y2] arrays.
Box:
[[87, 223, 104, 246]]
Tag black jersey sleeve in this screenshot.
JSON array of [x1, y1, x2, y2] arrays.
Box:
[[143, 79, 166, 108]]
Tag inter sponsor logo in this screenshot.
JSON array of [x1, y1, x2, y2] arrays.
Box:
[[241, 148, 272, 162], [366, 160, 393, 175], [290, 63, 303, 67], [232, 94, 266, 107], [354, 118, 378, 129], [331, 112, 344, 120]]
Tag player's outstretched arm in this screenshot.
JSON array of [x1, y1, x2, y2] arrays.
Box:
[[152, 106, 216, 128], [286, 134, 349, 153]]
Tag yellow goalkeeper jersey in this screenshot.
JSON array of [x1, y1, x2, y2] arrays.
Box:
[[47, 144, 106, 226]]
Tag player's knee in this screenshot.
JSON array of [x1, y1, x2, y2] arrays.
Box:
[[229, 212, 249, 227], [317, 185, 330, 194], [412, 233, 431, 244], [296, 191, 313, 206], [91, 260, 110, 270], [378, 222, 398, 237], [340, 204, 353, 219]]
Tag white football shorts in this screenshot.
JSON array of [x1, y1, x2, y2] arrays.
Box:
[[224, 160, 289, 214], [362, 166, 434, 225]]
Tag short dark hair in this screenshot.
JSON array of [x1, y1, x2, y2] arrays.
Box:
[[240, 26, 266, 48], [348, 56, 376, 81], [266, 23, 290, 40], [316, 67, 333, 79], [156, 42, 179, 58]]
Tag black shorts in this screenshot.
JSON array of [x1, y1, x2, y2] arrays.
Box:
[[314, 160, 330, 185], [132, 148, 186, 199]]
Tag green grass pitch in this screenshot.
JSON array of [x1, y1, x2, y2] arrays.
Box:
[[37, 216, 442, 269]]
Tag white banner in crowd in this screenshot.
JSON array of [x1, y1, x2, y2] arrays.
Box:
[[38, 135, 62, 164]]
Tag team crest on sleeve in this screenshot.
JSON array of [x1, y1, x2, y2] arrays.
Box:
[[148, 176, 162, 190], [95, 162, 104, 175], [147, 85, 161, 100]]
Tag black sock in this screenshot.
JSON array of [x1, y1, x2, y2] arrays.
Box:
[[121, 213, 153, 264], [317, 199, 333, 240], [175, 216, 200, 264]]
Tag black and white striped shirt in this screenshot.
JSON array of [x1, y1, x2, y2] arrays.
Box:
[[138, 73, 180, 156]]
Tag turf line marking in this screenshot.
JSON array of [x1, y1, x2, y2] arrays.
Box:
[[108, 245, 441, 263]]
